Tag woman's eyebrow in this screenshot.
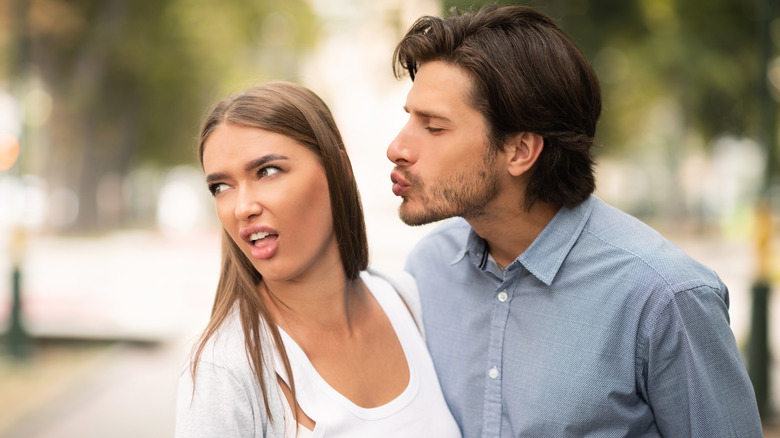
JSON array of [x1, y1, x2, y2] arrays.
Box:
[[205, 154, 289, 183], [244, 154, 288, 173], [205, 172, 227, 184]]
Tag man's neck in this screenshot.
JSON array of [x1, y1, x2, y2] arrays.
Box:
[[466, 200, 560, 269]]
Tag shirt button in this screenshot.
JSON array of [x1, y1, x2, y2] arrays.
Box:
[[488, 366, 499, 379], [497, 291, 508, 302]]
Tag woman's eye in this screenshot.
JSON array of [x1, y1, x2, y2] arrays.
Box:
[[208, 183, 230, 196], [425, 126, 443, 133], [258, 166, 280, 178]]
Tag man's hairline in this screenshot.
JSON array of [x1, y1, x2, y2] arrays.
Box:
[[408, 59, 535, 154]]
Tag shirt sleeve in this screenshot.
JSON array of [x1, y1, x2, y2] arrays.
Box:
[[641, 282, 762, 437], [175, 361, 262, 438]]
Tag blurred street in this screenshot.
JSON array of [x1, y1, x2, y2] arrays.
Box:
[[0, 230, 220, 438], [0, 341, 180, 438], [0, 225, 778, 437]]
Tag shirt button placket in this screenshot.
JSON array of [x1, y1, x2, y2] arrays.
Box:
[[481, 287, 510, 438]]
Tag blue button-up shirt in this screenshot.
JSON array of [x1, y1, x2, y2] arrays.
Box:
[[406, 196, 761, 437]]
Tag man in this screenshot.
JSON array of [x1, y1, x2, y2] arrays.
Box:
[[387, 4, 762, 437]]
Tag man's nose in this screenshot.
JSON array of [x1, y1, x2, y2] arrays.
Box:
[[387, 123, 415, 166]]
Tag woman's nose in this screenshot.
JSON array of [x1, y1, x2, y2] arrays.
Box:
[[234, 184, 262, 221]]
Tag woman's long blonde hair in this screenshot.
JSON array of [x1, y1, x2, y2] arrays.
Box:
[[191, 82, 369, 421]]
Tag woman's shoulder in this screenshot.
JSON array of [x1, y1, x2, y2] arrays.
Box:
[[176, 309, 283, 437], [364, 265, 417, 296], [363, 265, 424, 336], [189, 310, 255, 372]]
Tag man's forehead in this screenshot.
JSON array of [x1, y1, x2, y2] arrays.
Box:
[[405, 64, 480, 120]]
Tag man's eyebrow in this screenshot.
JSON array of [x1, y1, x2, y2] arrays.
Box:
[[205, 154, 289, 183], [403, 106, 453, 123]]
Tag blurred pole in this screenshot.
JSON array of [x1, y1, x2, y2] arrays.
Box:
[[751, 203, 772, 419], [750, 0, 778, 420], [5, 0, 32, 359], [7, 229, 30, 358]]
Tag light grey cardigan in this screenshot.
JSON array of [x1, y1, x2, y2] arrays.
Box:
[[175, 308, 286, 437], [174, 267, 423, 437]]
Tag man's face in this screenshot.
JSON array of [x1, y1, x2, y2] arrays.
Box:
[[387, 60, 501, 226]]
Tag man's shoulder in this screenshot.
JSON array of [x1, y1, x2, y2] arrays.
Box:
[[581, 199, 722, 291]]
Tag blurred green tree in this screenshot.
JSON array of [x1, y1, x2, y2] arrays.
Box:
[[1, 0, 316, 231], [442, 0, 762, 153], [439, 0, 770, 221]]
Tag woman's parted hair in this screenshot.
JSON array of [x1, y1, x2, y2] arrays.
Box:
[[393, 4, 602, 209], [191, 81, 369, 421]]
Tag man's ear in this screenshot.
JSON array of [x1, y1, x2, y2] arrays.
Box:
[[505, 132, 544, 177]]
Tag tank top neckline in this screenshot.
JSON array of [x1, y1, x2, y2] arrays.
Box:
[[273, 271, 421, 421]]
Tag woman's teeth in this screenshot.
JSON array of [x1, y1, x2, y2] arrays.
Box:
[[250, 231, 270, 243]]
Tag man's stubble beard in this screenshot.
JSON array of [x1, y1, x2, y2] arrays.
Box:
[[398, 147, 500, 226]]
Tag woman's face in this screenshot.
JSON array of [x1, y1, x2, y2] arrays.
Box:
[[202, 123, 340, 283]]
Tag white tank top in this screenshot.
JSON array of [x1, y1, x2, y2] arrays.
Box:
[[269, 271, 461, 438]]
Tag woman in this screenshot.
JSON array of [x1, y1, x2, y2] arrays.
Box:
[[175, 82, 461, 437]]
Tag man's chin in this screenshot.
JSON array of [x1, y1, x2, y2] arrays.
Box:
[[398, 203, 447, 226]]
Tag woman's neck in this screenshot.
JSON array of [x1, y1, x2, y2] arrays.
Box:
[[261, 270, 367, 336]]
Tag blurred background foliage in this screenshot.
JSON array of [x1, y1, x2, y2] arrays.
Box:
[[450, 0, 777, 225], [0, 0, 777, 234], [447, 0, 763, 144], [0, 0, 317, 231]]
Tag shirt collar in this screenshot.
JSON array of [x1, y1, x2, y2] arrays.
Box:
[[455, 196, 595, 286]]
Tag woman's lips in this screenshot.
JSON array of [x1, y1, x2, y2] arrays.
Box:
[[248, 234, 279, 260], [240, 226, 279, 260]]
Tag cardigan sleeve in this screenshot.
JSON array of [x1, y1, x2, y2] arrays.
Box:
[[175, 316, 287, 437], [175, 360, 260, 437]]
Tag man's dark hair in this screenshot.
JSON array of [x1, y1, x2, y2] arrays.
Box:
[[393, 4, 601, 209]]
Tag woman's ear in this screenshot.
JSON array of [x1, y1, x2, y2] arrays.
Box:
[[505, 132, 544, 177]]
